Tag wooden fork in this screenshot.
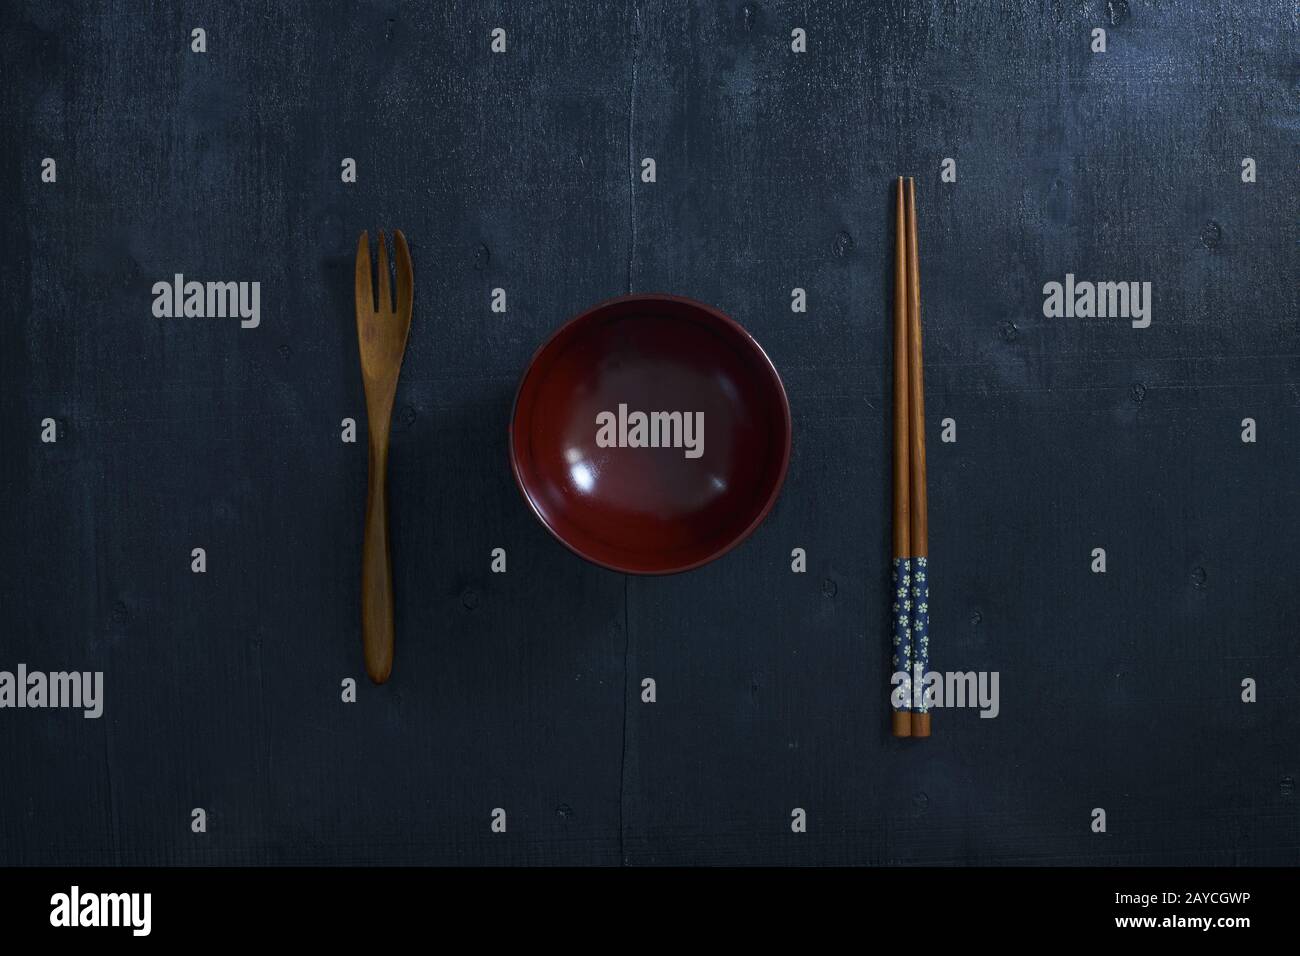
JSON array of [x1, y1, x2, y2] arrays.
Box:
[[355, 230, 413, 684]]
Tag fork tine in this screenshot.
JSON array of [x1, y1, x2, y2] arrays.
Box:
[[376, 230, 392, 314], [355, 230, 373, 315], [393, 230, 413, 319]]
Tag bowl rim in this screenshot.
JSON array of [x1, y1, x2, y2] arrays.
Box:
[[507, 292, 792, 576]]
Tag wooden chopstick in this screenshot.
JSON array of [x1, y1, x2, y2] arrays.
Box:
[[891, 177, 913, 738], [905, 177, 931, 738]]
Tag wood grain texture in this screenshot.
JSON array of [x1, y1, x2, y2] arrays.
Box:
[[0, 0, 1297, 866]]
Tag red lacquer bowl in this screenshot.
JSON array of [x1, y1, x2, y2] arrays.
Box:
[[509, 294, 791, 574]]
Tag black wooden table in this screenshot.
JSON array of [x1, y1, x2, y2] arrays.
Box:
[[1, 1, 1296, 865]]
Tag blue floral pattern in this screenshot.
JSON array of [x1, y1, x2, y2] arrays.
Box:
[[891, 557, 912, 713], [912, 556, 930, 713]]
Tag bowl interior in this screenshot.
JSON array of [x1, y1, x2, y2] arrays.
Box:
[[510, 295, 790, 574]]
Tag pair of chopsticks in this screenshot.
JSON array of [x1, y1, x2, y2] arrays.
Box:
[[891, 178, 931, 739]]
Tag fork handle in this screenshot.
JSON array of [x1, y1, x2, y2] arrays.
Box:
[[361, 442, 395, 683]]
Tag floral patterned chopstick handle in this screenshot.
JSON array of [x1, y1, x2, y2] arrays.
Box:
[[911, 556, 929, 716], [891, 557, 913, 715]]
